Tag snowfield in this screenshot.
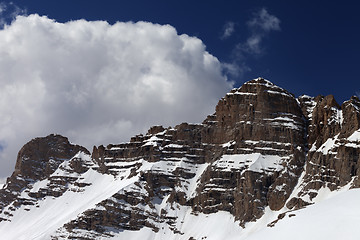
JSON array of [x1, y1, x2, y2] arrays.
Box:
[[243, 189, 360, 240], [1, 165, 359, 240], [107, 188, 360, 240]]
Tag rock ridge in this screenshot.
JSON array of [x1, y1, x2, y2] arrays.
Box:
[[0, 78, 359, 239]]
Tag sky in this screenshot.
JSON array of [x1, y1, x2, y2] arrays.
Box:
[[0, 0, 359, 179]]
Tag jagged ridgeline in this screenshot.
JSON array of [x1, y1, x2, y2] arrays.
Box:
[[0, 78, 359, 239]]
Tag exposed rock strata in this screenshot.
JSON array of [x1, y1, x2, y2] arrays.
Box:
[[0, 134, 88, 220], [0, 78, 359, 239]]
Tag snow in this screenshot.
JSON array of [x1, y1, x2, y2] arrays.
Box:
[[1, 130, 360, 240], [244, 189, 360, 240], [227, 92, 256, 96], [345, 142, 360, 148], [338, 109, 344, 125], [326, 108, 343, 125], [348, 129, 360, 142], [164, 144, 184, 148], [263, 116, 303, 131], [265, 90, 292, 98], [244, 140, 291, 147], [109, 146, 123, 150], [350, 102, 360, 111], [142, 136, 162, 147], [0, 153, 155, 240], [309, 141, 317, 152], [342, 129, 360, 148], [186, 163, 209, 199], [316, 134, 339, 154], [108, 208, 244, 240], [299, 94, 312, 99], [213, 153, 283, 173], [222, 140, 236, 148], [105, 187, 360, 240], [297, 95, 316, 119]]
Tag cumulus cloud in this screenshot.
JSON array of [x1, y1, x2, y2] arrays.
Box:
[[0, 14, 233, 178], [220, 21, 235, 40]]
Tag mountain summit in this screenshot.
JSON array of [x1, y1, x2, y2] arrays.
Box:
[[0, 78, 359, 239]]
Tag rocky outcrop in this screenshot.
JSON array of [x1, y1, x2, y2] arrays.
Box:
[[0, 134, 89, 221], [287, 95, 360, 210], [193, 78, 307, 224]]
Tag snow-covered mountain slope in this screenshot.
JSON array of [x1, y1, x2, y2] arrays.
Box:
[[244, 188, 360, 240], [0, 77, 359, 239]]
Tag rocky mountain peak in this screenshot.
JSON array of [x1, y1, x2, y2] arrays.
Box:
[[0, 78, 359, 239], [226, 77, 295, 100], [206, 77, 305, 145], [0, 134, 89, 218], [13, 134, 89, 179]]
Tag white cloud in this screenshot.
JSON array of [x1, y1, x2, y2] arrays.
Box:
[[0, 14, 233, 178], [238, 8, 280, 55], [221, 21, 235, 40], [221, 62, 250, 78], [226, 8, 280, 77], [247, 8, 280, 32]]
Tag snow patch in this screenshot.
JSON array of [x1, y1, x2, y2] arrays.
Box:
[[213, 153, 283, 173], [348, 129, 360, 142], [222, 140, 236, 148], [316, 134, 339, 154]]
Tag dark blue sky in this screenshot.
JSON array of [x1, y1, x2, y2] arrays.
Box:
[[6, 0, 360, 103]]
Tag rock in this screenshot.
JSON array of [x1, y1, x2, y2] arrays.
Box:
[[0, 134, 89, 218], [1, 77, 360, 238]]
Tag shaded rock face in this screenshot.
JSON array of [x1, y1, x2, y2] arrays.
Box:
[[14, 134, 89, 179], [0, 78, 359, 239], [287, 95, 360, 210], [0, 134, 89, 219]]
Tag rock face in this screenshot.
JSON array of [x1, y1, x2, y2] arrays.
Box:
[[287, 95, 360, 209], [0, 78, 359, 239], [0, 134, 89, 221]]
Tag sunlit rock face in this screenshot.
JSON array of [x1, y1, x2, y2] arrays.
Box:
[[0, 78, 359, 240]]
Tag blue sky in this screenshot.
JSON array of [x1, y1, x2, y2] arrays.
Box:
[[6, 0, 359, 102], [0, 0, 359, 178]]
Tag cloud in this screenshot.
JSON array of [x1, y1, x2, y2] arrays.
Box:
[[221, 62, 250, 78], [0, 14, 233, 178], [240, 8, 281, 55], [225, 8, 280, 77], [0, 2, 26, 27], [220, 21, 235, 40], [0, 2, 5, 13], [247, 8, 280, 33]]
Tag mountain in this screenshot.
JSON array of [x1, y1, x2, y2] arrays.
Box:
[[0, 77, 359, 240]]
